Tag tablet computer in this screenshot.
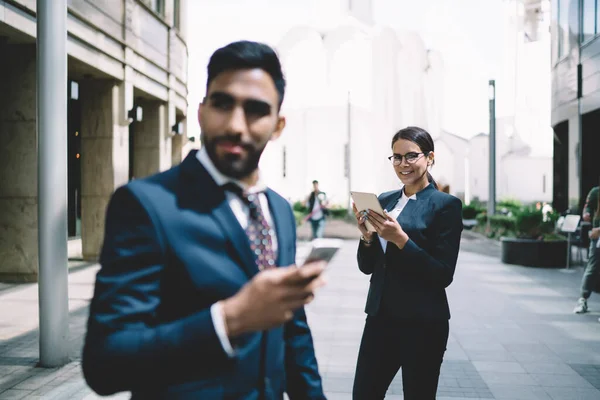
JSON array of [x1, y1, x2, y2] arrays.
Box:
[[350, 191, 384, 232]]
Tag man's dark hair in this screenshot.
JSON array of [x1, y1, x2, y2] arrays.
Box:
[[312, 180, 319, 184], [206, 40, 286, 108]]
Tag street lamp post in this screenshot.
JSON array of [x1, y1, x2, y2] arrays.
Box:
[[37, 0, 70, 367], [346, 90, 352, 215], [488, 80, 497, 219]]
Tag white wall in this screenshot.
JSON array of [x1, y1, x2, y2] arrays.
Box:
[[499, 155, 552, 202], [270, 20, 437, 207]]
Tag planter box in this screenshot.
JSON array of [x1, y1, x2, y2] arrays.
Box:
[[500, 237, 567, 268], [463, 219, 477, 230]]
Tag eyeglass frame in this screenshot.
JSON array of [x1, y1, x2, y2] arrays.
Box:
[[387, 151, 430, 166]]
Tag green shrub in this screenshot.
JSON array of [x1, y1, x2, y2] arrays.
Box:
[[462, 204, 482, 219], [475, 212, 488, 226], [513, 207, 560, 240], [328, 207, 348, 219], [293, 201, 307, 214], [293, 210, 305, 226]]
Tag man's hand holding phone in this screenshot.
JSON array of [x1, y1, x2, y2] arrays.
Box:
[[221, 261, 326, 338]]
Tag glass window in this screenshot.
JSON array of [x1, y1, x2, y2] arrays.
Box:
[[582, 0, 597, 43], [173, 0, 180, 29], [558, 0, 570, 57], [149, 0, 164, 16]]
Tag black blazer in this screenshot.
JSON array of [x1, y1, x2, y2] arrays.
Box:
[[357, 183, 463, 320], [82, 151, 325, 400]]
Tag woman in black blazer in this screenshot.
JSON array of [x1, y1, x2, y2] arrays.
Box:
[[351, 126, 463, 400]]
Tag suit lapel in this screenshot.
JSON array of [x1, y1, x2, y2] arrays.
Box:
[[178, 151, 259, 278], [211, 201, 260, 278], [383, 190, 402, 212], [397, 198, 420, 225], [397, 183, 435, 226]]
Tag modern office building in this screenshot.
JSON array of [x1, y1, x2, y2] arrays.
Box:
[[0, 0, 190, 282], [551, 0, 600, 213]]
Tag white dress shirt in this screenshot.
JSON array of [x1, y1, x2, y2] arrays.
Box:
[[379, 190, 417, 253], [197, 148, 278, 357]]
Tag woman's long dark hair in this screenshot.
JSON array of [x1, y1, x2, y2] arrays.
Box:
[[391, 126, 438, 190]]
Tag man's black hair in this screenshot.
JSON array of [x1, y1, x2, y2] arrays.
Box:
[[206, 40, 286, 108]]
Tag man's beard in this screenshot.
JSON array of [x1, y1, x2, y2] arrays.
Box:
[[202, 133, 268, 180]]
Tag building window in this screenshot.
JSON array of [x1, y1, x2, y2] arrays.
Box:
[[173, 0, 181, 29], [558, 0, 570, 57], [543, 174, 547, 193], [149, 0, 164, 16], [582, 0, 597, 43]]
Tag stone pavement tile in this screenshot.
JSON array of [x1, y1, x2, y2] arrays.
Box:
[[12, 368, 64, 390], [487, 384, 551, 400], [521, 362, 579, 375], [530, 372, 595, 388], [568, 364, 600, 390], [473, 361, 526, 373], [464, 349, 517, 362], [0, 389, 32, 399], [0, 370, 35, 392], [478, 371, 538, 386], [544, 387, 600, 400]]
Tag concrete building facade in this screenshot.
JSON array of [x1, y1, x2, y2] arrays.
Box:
[[551, 0, 600, 213], [0, 0, 190, 282]]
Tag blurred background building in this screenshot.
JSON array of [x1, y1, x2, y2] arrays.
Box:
[[0, 0, 190, 282], [551, 0, 600, 214]]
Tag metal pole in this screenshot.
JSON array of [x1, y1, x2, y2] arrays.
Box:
[[488, 80, 496, 218], [566, 232, 571, 270], [346, 90, 352, 215], [37, 0, 70, 367]]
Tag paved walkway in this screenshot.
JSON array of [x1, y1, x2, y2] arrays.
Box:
[[1, 238, 600, 399]]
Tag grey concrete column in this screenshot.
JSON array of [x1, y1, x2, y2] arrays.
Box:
[[171, 118, 187, 165], [80, 80, 129, 260], [0, 45, 38, 282], [132, 100, 171, 178]]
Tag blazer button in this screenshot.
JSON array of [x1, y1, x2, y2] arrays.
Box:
[[383, 263, 387, 268]]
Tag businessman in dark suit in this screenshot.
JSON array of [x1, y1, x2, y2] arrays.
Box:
[[351, 127, 463, 400], [82, 40, 327, 400]]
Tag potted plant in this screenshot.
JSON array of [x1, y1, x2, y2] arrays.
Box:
[[500, 206, 567, 268]]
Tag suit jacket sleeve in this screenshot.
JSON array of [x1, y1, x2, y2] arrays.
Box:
[[400, 196, 463, 288], [356, 237, 383, 275], [284, 206, 326, 399], [82, 186, 231, 395]]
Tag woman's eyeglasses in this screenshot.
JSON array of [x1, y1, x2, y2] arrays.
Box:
[[387, 152, 428, 166]]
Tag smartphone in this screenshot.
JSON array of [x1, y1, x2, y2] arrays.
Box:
[[302, 238, 343, 266]]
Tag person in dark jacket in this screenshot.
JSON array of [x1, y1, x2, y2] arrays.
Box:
[[351, 126, 463, 400], [82, 40, 327, 400]]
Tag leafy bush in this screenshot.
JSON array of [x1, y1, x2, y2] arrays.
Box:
[[293, 210, 305, 226], [497, 199, 522, 215], [462, 204, 483, 219], [475, 212, 488, 226], [293, 201, 307, 214], [513, 207, 561, 240], [328, 207, 349, 219]]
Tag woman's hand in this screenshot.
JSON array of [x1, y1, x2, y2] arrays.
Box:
[[366, 209, 409, 249], [590, 227, 600, 240], [352, 203, 372, 240]]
